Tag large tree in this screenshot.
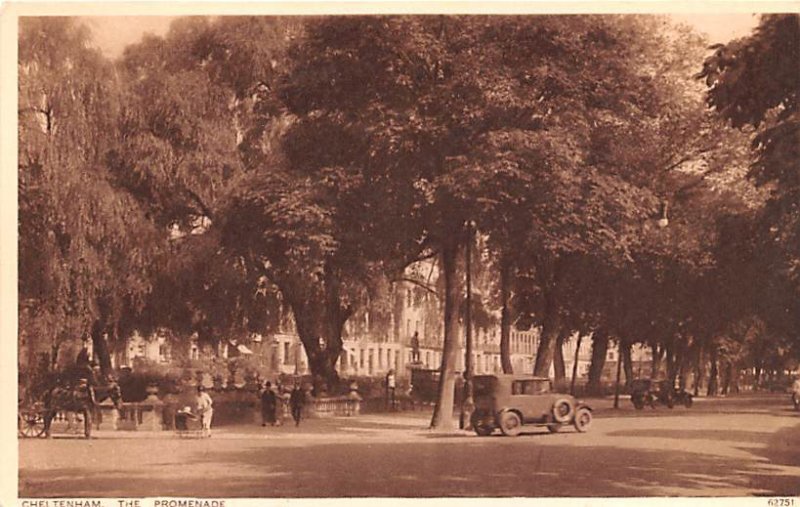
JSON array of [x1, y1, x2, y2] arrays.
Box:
[[699, 14, 800, 355], [19, 18, 161, 376]]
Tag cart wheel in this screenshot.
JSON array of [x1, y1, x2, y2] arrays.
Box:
[[683, 395, 693, 408], [498, 411, 522, 437], [18, 410, 46, 438]]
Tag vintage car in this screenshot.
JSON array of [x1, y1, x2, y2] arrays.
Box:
[[630, 378, 693, 409], [469, 374, 592, 436]]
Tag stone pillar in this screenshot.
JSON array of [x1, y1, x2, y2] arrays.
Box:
[[139, 387, 164, 431], [95, 398, 119, 431]]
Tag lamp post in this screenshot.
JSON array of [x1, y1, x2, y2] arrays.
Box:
[[460, 221, 475, 430]]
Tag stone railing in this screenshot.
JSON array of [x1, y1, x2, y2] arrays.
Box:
[[307, 394, 362, 418], [96, 394, 163, 431]]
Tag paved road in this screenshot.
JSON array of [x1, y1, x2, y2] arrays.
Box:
[[19, 394, 800, 497]]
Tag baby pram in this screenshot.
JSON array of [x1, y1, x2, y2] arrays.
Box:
[[175, 406, 203, 438]]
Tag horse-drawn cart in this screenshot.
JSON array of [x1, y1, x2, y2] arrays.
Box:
[[19, 379, 123, 439]]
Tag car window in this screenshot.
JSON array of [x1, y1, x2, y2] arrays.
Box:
[[512, 380, 549, 395]]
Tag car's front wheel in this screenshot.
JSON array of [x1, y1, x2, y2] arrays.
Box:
[[498, 411, 522, 437], [573, 407, 592, 433]]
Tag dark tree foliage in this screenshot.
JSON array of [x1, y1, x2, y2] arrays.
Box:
[[699, 14, 800, 358]]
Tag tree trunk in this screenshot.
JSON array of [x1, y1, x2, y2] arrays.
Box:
[[651, 343, 661, 378], [430, 240, 460, 431], [285, 263, 352, 394], [707, 345, 719, 396], [533, 296, 561, 377], [677, 341, 691, 391], [91, 319, 113, 378], [553, 328, 569, 388], [693, 343, 704, 396], [570, 334, 583, 395], [533, 320, 561, 377], [665, 342, 678, 387], [620, 341, 633, 388], [721, 361, 732, 395], [730, 364, 740, 394], [613, 340, 623, 409], [587, 329, 609, 395], [499, 257, 513, 374]]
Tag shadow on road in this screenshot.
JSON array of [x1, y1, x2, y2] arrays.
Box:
[[21, 423, 800, 498], [606, 429, 775, 444]]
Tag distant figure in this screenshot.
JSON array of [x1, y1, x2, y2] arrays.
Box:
[[411, 332, 421, 363], [71, 345, 95, 387], [792, 377, 800, 409], [386, 369, 397, 410], [289, 384, 305, 427], [261, 381, 277, 426], [196, 385, 214, 437]]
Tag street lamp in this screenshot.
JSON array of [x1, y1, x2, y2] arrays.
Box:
[[460, 220, 476, 430]]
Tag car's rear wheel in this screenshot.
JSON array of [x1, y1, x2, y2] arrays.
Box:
[[498, 411, 522, 437], [573, 408, 592, 433], [471, 412, 493, 436], [547, 424, 561, 433]]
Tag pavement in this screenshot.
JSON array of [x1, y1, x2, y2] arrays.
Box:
[[18, 393, 800, 497]]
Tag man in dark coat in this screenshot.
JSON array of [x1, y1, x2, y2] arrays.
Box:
[[289, 384, 305, 427], [261, 381, 277, 426]]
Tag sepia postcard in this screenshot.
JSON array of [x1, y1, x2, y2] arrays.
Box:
[[2, 1, 799, 506]]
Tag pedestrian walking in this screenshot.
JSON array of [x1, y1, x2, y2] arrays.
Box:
[[196, 385, 214, 437], [385, 369, 397, 410], [261, 381, 277, 426], [289, 384, 305, 427]]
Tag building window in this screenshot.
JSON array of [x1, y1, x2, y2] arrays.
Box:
[[159, 344, 168, 362], [284, 342, 291, 364]]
